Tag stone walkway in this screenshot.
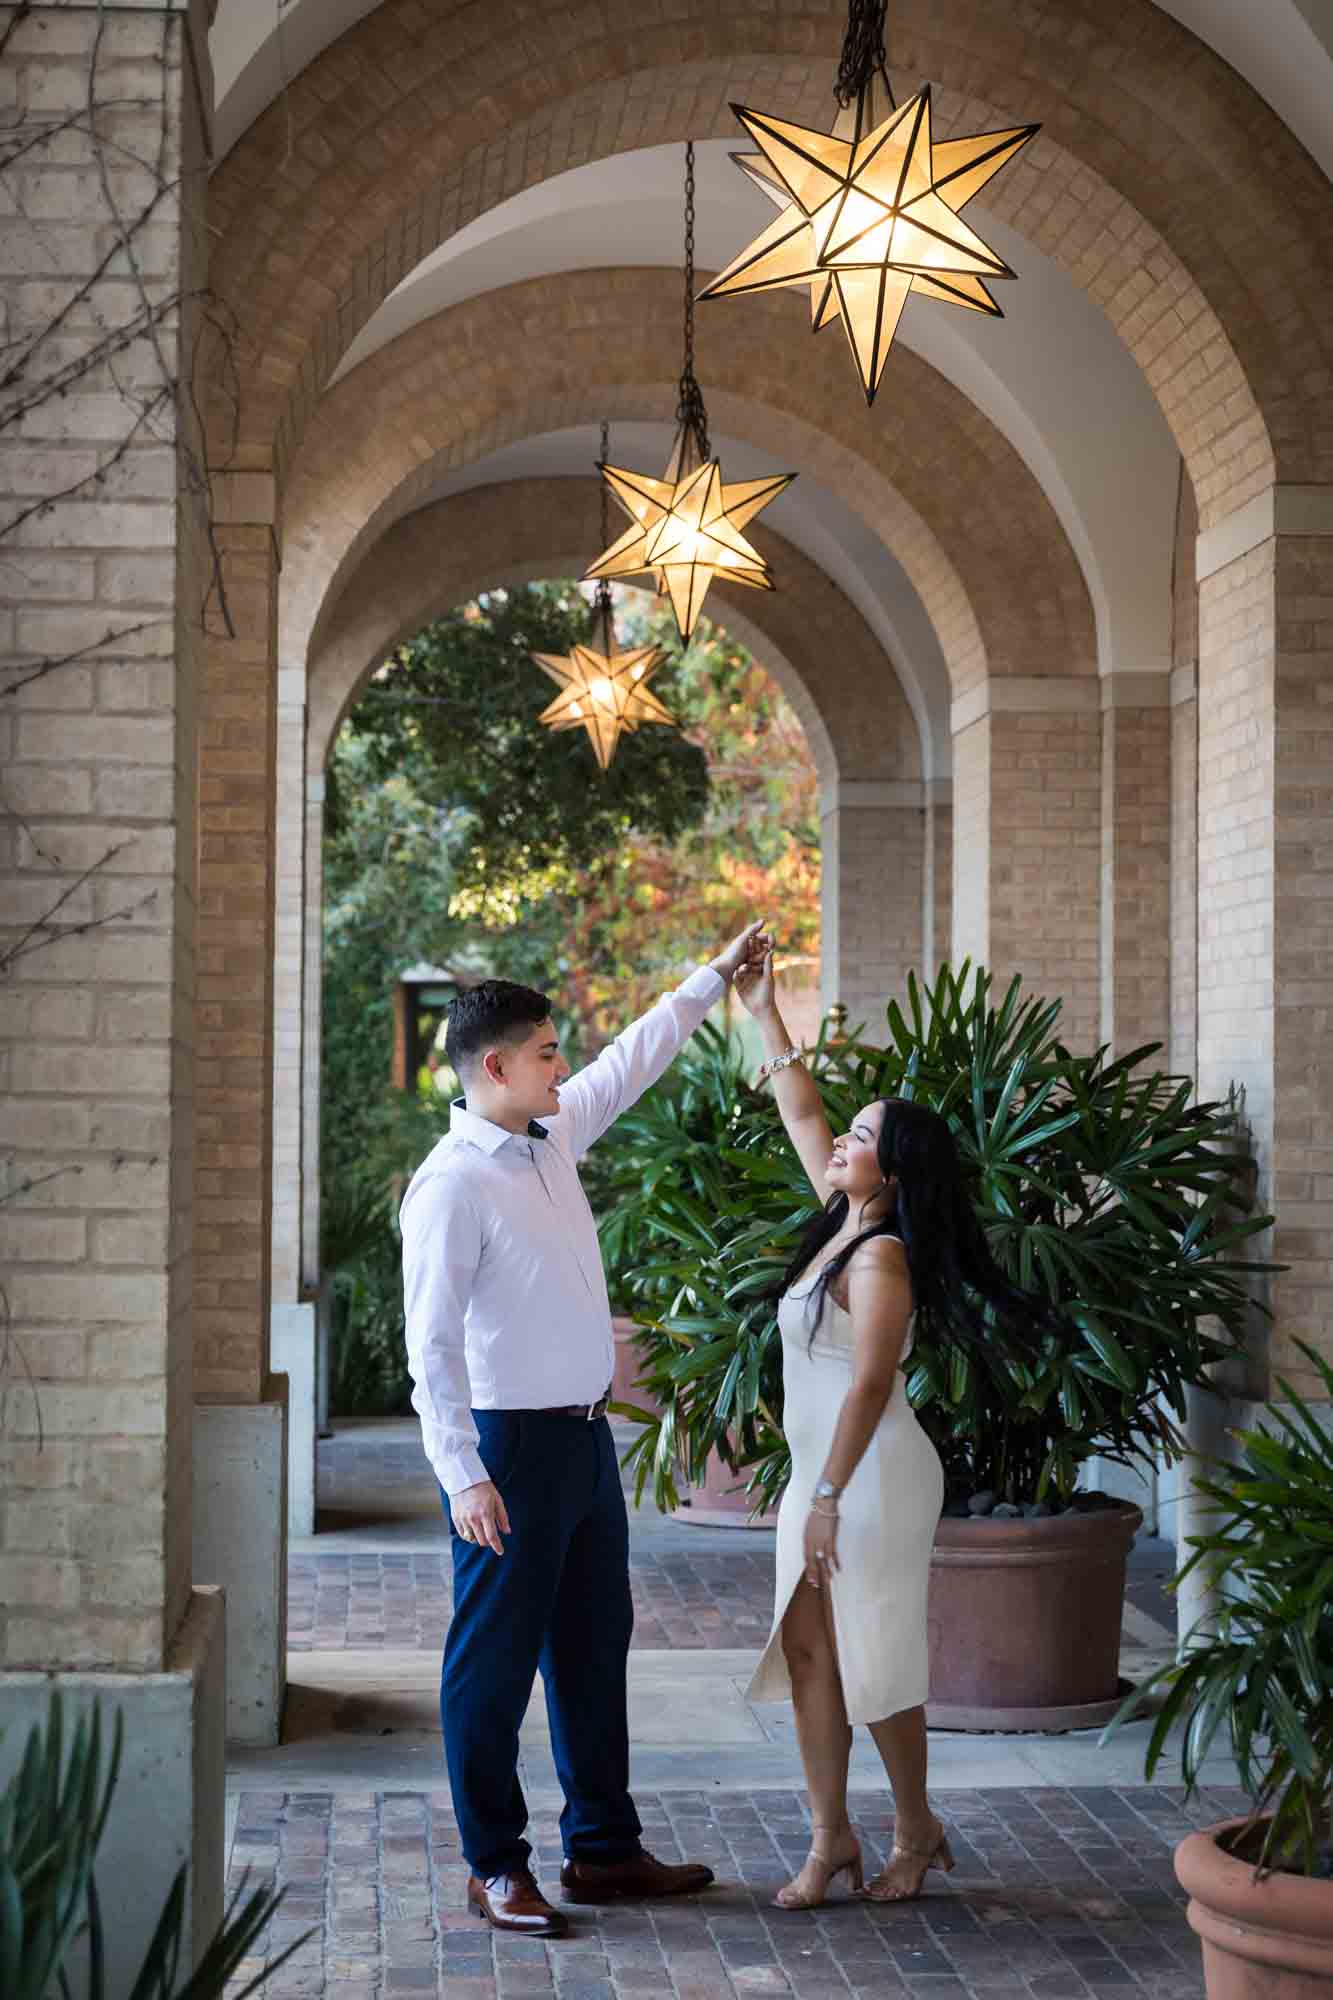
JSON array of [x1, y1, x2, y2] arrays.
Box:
[[225, 1419, 1234, 1998]]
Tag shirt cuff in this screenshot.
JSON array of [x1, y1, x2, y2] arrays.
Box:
[[679, 964, 726, 1003], [438, 1445, 488, 1497]]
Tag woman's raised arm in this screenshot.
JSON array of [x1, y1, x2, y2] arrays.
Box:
[[734, 941, 835, 1199]]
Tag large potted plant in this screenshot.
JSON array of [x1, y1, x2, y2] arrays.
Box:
[[597, 963, 1273, 1723], [1110, 1342, 1333, 1996]]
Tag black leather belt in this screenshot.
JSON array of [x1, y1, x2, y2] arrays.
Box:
[[530, 1393, 611, 1422]]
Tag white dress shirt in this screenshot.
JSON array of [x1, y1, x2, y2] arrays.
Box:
[[400, 965, 725, 1495]]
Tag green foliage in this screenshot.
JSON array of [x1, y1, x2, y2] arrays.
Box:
[[0, 1693, 309, 1998], [1109, 1341, 1333, 1879], [598, 962, 1273, 1512]]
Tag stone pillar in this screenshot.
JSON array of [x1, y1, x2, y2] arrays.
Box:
[[0, 1, 223, 1978], [193, 476, 287, 1740], [1194, 486, 1333, 1400], [820, 782, 926, 1039], [1098, 675, 1171, 1059], [950, 681, 1101, 1049]]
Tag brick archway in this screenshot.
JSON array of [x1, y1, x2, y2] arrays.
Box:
[[304, 484, 922, 789], [277, 480, 942, 1312], [279, 270, 1096, 710], [204, 0, 1333, 522]]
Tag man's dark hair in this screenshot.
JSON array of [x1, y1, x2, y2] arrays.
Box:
[[445, 979, 552, 1077]]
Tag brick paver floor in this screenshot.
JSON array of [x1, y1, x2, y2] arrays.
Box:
[[227, 1783, 1239, 1997], [287, 1547, 778, 1652]]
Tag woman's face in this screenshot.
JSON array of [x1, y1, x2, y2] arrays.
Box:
[[827, 1100, 889, 1204]]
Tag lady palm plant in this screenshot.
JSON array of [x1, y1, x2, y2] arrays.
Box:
[[1112, 1341, 1333, 1878], [598, 962, 1272, 1511], [0, 1694, 309, 1999]]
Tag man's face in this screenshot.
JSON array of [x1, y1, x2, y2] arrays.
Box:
[[486, 1017, 570, 1120]]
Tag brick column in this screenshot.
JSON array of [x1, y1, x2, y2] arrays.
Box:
[[1099, 676, 1171, 1059], [192, 479, 288, 1741], [0, 2, 223, 1979], [820, 783, 926, 1039], [950, 682, 1101, 1049], [1170, 477, 1200, 1081], [923, 781, 952, 974], [1195, 488, 1333, 1400]]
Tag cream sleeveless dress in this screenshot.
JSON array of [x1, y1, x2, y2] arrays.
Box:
[[746, 1265, 945, 1726]]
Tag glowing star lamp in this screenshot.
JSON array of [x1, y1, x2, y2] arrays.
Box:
[[699, 1, 1038, 404], [582, 141, 796, 641], [530, 584, 675, 771]]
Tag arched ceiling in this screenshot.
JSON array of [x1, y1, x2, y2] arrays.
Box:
[[321, 141, 1179, 683], [211, 1, 1333, 179], [207, 0, 1333, 767], [344, 423, 954, 781]]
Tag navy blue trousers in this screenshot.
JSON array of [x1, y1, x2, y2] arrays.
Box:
[[441, 1409, 643, 1878]]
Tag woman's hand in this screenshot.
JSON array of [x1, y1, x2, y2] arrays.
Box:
[[734, 939, 776, 1019], [803, 1503, 839, 1588]]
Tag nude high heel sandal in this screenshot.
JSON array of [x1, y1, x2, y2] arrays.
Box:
[[772, 1825, 865, 1910], [864, 1820, 955, 1903]]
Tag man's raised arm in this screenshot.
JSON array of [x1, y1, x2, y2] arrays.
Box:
[[553, 921, 767, 1159]]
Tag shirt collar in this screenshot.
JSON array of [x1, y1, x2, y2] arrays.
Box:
[[450, 1099, 548, 1154]]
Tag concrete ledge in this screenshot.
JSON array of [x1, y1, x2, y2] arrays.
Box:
[[271, 1301, 317, 1535], [194, 1391, 288, 1745], [0, 1585, 225, 1995]]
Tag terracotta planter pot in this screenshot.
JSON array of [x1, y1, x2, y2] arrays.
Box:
[[1175, 1818, 1333, 1997], [609, 1316, 657, 1413], [678, 1445, 775, 1529], [925, 1501, 1142, 1730]]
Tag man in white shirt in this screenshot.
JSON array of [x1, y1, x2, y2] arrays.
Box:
[[400, 922, 765, 1936]]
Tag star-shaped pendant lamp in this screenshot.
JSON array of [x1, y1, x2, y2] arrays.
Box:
[[582, 142, 795, 640], [699, 1, 1038, 404], [530, 421, 678, 771], [530, 584, 675, 771]]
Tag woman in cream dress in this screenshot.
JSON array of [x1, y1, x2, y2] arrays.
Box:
[[734, 945, 1049, 1910]]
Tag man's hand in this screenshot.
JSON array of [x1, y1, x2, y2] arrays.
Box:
[[710, 920, 771, 986], [451, 1478, 511, 1556]]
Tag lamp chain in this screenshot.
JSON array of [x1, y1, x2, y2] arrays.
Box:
[[677, 138, 711, 463], [596, 416, 613, 624], [835, 0, 889, 105]]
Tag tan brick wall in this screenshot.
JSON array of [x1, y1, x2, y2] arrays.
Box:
[[195, 518, 277, 1401], [1270, 534, 1333, 1394], [1197, 540, 1276, 1391], [198, 0, 1327, 531], [955, 705, 1101, 1050], [820, 803, 925, 1036], [925, 792, 952, 974], [270, 675, 305, 1304], [951, 720, 990, 973], [1100, 699, 1171, 1059], [1170, 475, 1199, 1080], [0, 2, 207, 1671]]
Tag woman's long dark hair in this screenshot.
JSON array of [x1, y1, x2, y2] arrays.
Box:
[[781, 1096, 1059, 1358]]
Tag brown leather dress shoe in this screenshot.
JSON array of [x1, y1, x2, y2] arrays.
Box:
[[467, 1865, 569, 1936], [560, 1848, 716, 1904]]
